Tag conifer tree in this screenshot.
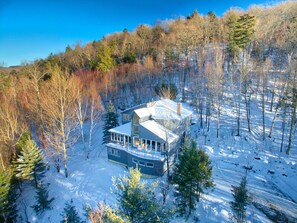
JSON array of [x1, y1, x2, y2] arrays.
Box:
[[14, 139, 46, 188], [103, 102, 119, 144], [0, 169, 18, 223], [61, 200, 82, 223], [226, 12, 240, 61], [172, 140, 213, 217], [96, 45, 115, 73], [230, 176, 249, 223], [234, 14, 255, 50], [32, 182, 54, 215], [113, 168, 170, 223]]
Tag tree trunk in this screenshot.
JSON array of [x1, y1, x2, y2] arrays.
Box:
[[63, 143, 68, 178], [287, 89, 296, 154], [280, 106, 287, 153], [262, 87, 266, 141], [268, 104, 280, 138]]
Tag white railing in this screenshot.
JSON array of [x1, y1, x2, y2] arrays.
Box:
[[107, 143, 164, 161]]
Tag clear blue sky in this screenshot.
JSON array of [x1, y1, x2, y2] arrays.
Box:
[[0, 0, 279, 66]]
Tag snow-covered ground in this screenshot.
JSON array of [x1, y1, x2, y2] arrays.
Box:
[[18, 96, 297, 223]]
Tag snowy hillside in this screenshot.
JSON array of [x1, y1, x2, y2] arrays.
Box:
[[18, 94, 297, 222]]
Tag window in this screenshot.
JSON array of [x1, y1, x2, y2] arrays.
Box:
[[109, 148, 120, 157], [157, 142, 161, 152], [134, 137, 139, 146], [133, 125, 139, 134], [152, 141, 156, 150], [139, 161, 145, 166], [147, 140, 151, 151], [142, 139, 146, 148], [123, 114, 131, 121], [146, 162, 154, 168], [133, 114, 139, 124], [132, 158, 138, 164]]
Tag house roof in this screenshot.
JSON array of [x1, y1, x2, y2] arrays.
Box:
[[109, 122, 131, 136], [135, 99, 192, 121], [134, 107, 151, 118], [140, 120, 178, 143]]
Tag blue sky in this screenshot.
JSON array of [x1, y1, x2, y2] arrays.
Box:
[[0, 0, 280, 66]]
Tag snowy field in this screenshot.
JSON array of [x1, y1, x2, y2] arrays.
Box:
[[19, 97, 297, 223]]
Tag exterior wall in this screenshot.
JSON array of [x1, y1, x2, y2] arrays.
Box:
[[138, 125, 165, 143], [121, 104, 146, 124], [107, 145, 164, 176]]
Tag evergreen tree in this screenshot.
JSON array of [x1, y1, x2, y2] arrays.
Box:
[[234, 14, 255, 50], [172, 139, 213, 217], [103, 102, 119, 144], [230, 176, 249, 223], [61, 200, 82, 223], [226, 12, 240, 61], [113, 168, 170, 223], [14, 139, 46, 188], [15, 132, 31, 153], [0, 168, 18, 223], [96, 45, 115, 73], [32, 182, 54, 215]]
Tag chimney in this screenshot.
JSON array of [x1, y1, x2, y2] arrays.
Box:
[[177, 103, 182, 115]]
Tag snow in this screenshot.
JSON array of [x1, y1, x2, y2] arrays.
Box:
[[134, 107, 151, 118], [140, 120, 179, 143], [132, 98, 192, 121], [18, 96, 297, 223], [108, 122, 131, 136], [148, 99, 192, 121]]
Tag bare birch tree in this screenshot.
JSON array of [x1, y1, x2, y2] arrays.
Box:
[[41, 66, 78, 177]]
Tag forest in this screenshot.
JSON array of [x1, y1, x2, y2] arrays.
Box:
[[0, 1, 296, 222]]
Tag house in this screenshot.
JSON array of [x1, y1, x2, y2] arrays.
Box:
[[106, 99, 192, 176]]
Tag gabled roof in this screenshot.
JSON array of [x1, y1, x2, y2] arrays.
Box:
[[140, 120, 178, 143], [134, 98, 192, 121], [109, 122, 131, 136], [134, 108, 151, 118]]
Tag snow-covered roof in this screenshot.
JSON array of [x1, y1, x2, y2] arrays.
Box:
[[109, 122, 131, 136], [140, 120, 178, 143], [134, 98, 192, 121], [134, 108, 151, 118]]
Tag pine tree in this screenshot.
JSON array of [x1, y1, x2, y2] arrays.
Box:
[[226, 12, 240, 61], [0, 168, 18, 223], [230, 176, 249, 223], [96, 45, 115, 73], [234, 14, 255, 50], [14, 139, 46, 188], [61, 200, 82, 223], [172, 139, 213, 217], [32, 182, 54, 215], [113, 168, 170, 223], [103, 102, 119, 144]]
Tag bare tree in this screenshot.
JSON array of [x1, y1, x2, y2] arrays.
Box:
[[41, 66, 79, 177], [0, 91, 26, 170], [87, 81, 103, 159]]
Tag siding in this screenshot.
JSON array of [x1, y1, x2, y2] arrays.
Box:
[[107, 145, 164, 176]]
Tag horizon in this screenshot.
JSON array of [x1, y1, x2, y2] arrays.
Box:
[[0, 0, 283, 67]]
